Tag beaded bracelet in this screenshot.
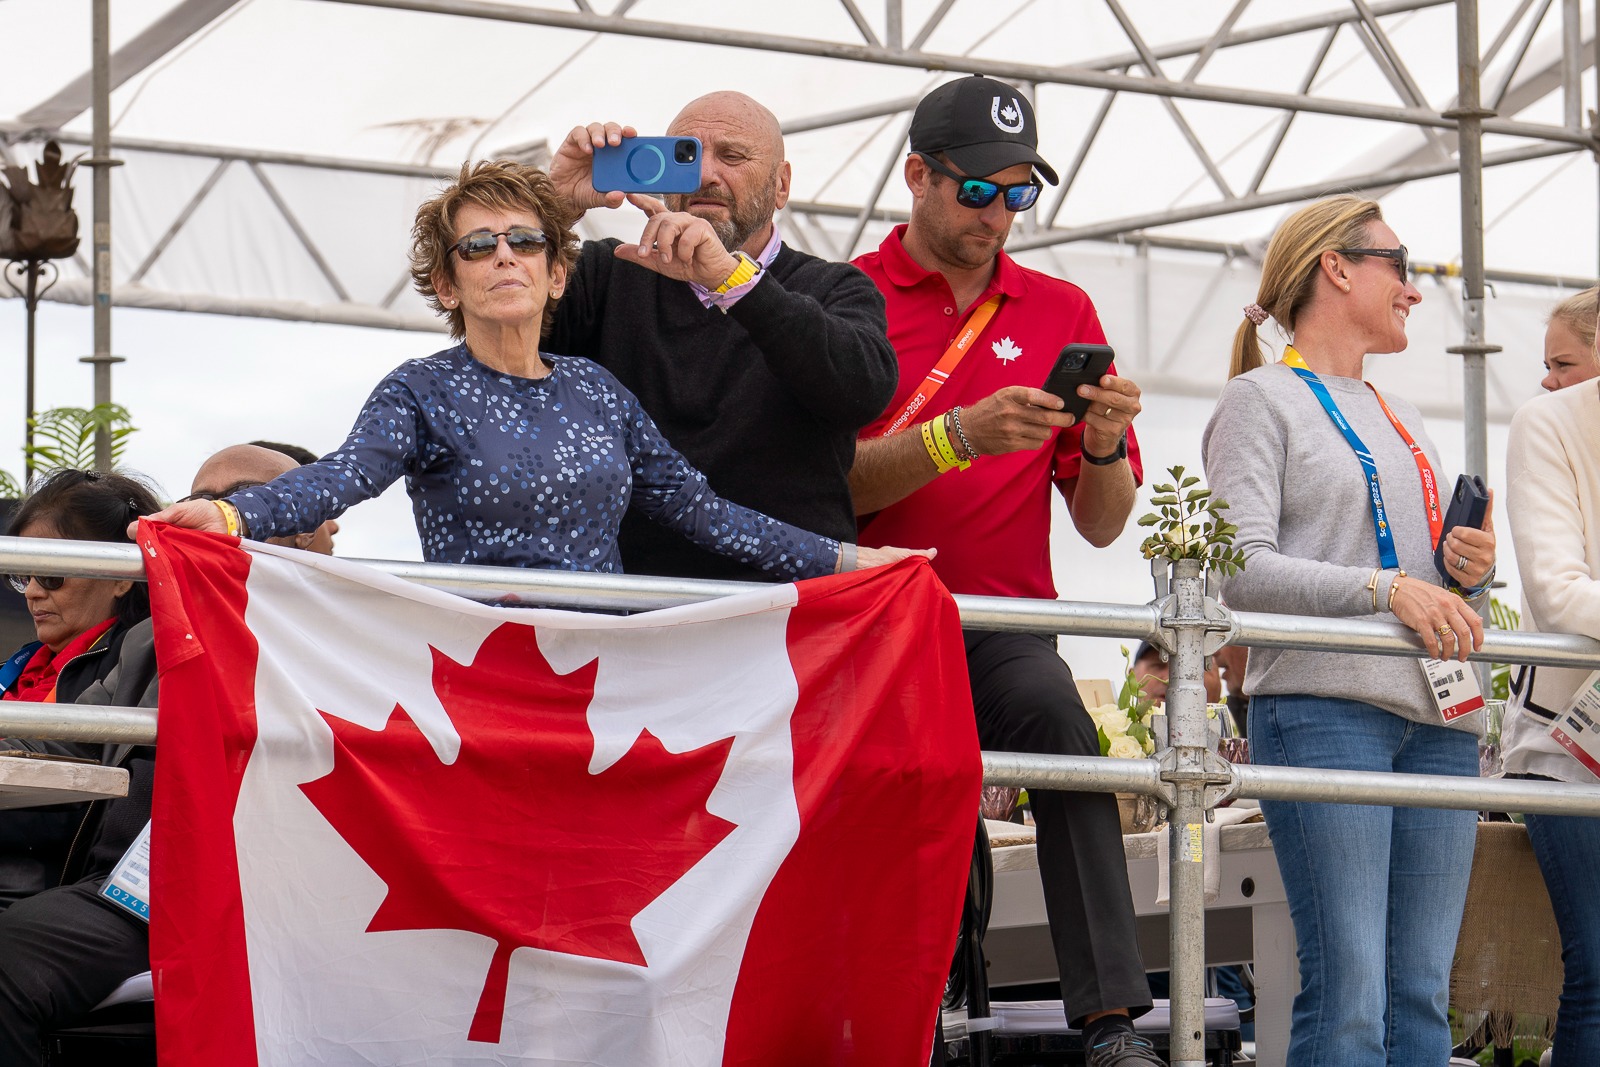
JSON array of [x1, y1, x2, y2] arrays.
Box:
[[949, 405, 980, 461], [929, 413, 970, 471]]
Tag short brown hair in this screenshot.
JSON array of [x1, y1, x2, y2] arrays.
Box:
[[1231, 195, 1385, 379], [409, 160, 581, 340]]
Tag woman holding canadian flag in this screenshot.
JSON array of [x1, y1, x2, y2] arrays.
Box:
[[144, 161, 924, 577]]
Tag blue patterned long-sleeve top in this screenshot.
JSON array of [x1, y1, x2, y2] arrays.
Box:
[[228, 345, 841, 579]]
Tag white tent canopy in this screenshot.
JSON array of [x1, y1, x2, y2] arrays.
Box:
[[3, 1, 1595, 390]]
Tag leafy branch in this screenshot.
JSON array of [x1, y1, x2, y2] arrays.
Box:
[[1137, 464, 1245, 577], [28, 404, 136, 472], [0, 404, 139, 497]]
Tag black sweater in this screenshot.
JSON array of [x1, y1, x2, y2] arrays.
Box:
[[546, 239, 898, 581]]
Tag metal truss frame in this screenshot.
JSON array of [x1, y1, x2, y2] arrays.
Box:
[[2, 0, 1597, 462], [3, 1, 1594, 316]]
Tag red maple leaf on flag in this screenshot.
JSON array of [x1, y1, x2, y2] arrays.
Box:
[[299, 621, 738, 1044]]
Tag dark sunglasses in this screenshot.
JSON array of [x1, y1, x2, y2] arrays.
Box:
[[916, 153, 1041, 212], [1337, 245, 1409, 281], [448, 226, 549, 262], [6, 574, 64, 595]]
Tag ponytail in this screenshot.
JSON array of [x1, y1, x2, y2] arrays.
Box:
[[1230, 318, 1265, 380], [1232, 195, 1384, 381]]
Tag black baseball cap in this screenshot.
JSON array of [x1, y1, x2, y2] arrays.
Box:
[[909, 75, 1059, 185]]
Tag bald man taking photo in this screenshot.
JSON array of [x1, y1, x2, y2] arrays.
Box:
[[546, 92, 898, 582]]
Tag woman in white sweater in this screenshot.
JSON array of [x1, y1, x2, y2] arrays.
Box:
[[1502, 375, 1600, 1067], [1203, 195, 1497, 1067]]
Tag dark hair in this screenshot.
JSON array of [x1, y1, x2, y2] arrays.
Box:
[[248, 440, 319, 465], [8, 468, 163, 627]]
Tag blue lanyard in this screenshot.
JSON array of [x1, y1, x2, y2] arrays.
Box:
[[0, 642, 40, 695], [1281, 348, 1401, 570]]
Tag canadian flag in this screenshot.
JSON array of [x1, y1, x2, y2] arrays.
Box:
[[140, 522, 979, 1067]]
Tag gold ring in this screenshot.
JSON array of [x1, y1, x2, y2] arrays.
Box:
[[1104, 406, 1113, 418], [1436, 625, 1454, 637]]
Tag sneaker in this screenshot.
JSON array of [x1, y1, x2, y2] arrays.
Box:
[[1085, 1030, 1165, 1067]]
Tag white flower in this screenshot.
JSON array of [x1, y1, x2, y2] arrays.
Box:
[[1108, 734, 1147, 760], [1162, 520, 1206, 548], [1089, 703, 1132, 738]]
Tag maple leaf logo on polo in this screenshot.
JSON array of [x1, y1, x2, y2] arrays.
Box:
[[299, 622, 737, 1045], [992, 336, 1022, 363]]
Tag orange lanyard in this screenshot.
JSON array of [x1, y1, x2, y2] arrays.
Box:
[[1365, 386, 1444, 548], [1283, 347, 1444, 551], [879, 295, 1002, 437]]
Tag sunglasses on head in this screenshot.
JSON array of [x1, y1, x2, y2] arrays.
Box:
[[1337, 245, 1409, 282], [6, 574, 64, 595], [916, 152, 1041, 212], [448, 226, 549, 262]]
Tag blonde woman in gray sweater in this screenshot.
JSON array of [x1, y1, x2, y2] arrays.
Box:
[[1201, 195, 1496, 1067]]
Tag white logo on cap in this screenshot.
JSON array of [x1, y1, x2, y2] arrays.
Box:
[[991, 97, 1025, 134]]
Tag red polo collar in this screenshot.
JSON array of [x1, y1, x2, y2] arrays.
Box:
[[876, 224, 1030, 301]]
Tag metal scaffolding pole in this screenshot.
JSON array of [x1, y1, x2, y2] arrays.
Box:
[[82, 0, 122, 472], [1445, 0, 1499, 491], [1160, 559, 1223, 1066]]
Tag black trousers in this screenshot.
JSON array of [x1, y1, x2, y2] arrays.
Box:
[[0, 882, 149, 1067], [964, 629, 1151, 1025]]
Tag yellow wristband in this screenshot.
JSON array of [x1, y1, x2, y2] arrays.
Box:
[[929, 413, 970, 471], [713, 251, 760, 295], [922, 420, 956, 473], [213, 499, 241, 538]]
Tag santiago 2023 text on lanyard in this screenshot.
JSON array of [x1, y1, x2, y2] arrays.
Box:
[[1281, 346, 1443, 564]]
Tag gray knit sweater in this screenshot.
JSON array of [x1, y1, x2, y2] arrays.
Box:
[[1202, 361, 1480, 732]]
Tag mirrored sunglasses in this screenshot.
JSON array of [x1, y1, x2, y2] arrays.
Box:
[[448, 226, 550, 262], [916, 153, 1041, 212], [1337, 245, 1409, 282], [6, 574, 64, 595]]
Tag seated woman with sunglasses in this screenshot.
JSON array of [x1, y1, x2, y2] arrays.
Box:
[[145, 160, 925, 577], [0, 468, 164, 1067]]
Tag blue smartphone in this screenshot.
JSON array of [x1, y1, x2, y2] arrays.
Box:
[[592, 136, 703, 195]]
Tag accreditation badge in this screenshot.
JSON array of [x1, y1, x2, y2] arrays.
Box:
[[1548, 670, 1600, 777], [100, 819, 151, 923], [1422, 657, 1486, 724]]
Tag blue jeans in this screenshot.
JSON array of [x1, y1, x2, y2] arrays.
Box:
[[1249, 694, 1478, 1067], [1524, 804, 1600, 1067]]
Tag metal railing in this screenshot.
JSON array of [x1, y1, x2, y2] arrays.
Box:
[[2, 537, 1598, 1066]]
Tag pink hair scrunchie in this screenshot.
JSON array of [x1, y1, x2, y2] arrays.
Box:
[[1242, 303, 1269, 326]]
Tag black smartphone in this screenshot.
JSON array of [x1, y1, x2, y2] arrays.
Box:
[[1042, 343, 1115, 420], [592, 136, 703, 195], [1433, 473, 1490, 582]]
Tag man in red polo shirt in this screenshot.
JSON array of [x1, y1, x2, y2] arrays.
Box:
[[852, 75, 1156, 1067]]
